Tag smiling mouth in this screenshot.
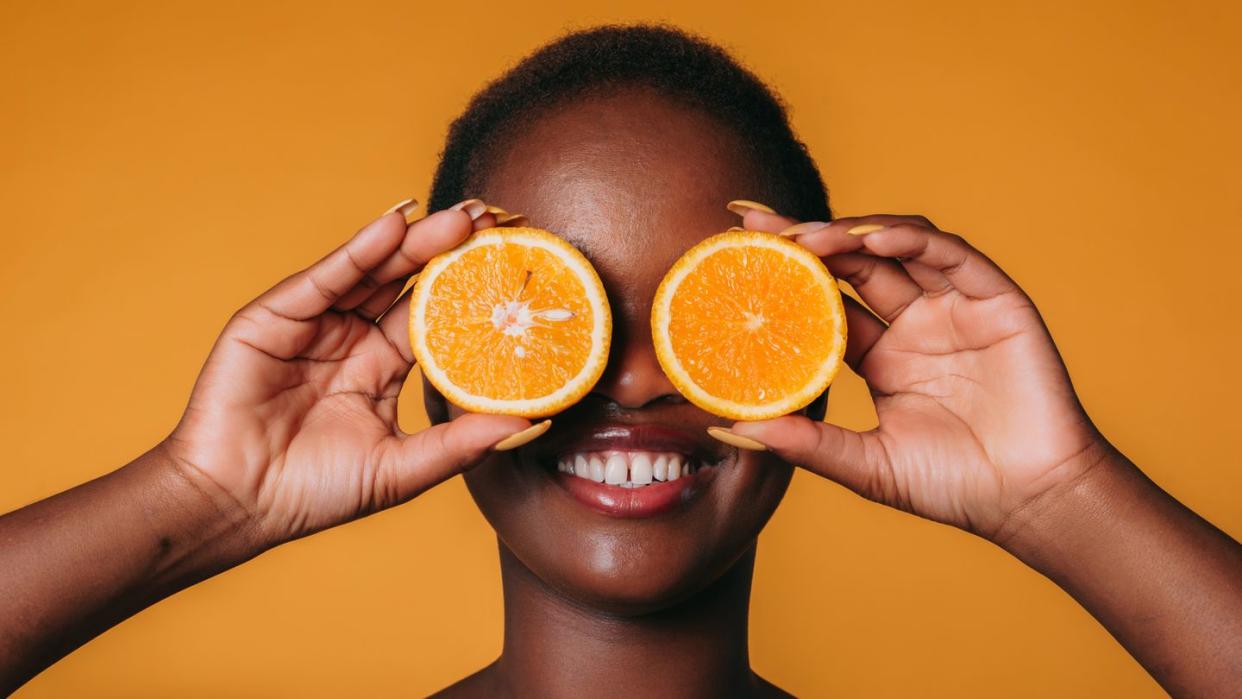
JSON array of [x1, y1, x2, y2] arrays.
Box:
[[554, 450, 701, 487], [526, 422, 729, 518]]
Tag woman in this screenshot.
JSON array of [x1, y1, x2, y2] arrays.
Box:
[[1, 25, 1238, 697]]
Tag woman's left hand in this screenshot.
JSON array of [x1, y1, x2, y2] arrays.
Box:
[[728, 210, 1116, 543]]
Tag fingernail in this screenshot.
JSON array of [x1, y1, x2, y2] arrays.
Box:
[[451, 198, 488, 221], [384, 197, 420, 224], [726, 200, 777, 217], [847, 224, 886, 236], [486, 205, 531, 226], [706, 426, 768, 452], [780, 221, 829, 238], [492, 419, 552, 451], [727, 226, 746, 232], [496, 213, 530, 227]]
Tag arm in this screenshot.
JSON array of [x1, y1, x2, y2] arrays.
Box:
[[0, 199, 537, 693], [1002, 450, 1242, 694], [0, 447, 252, 693], [723, 208, 1242, 697]]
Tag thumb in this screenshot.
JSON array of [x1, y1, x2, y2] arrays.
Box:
[[373, 414, 546, 508], [730, 415, 891, 503]]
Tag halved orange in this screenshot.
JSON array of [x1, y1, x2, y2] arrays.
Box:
[[652, 230, 847, 421], [410, 227, 611, 417]]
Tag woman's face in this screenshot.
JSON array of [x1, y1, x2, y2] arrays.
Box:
[[429, 89, 795, 614]]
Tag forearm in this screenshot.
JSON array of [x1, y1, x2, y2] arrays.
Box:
[[1001, 449, 1242, 697], [0, 444, 257, 693]]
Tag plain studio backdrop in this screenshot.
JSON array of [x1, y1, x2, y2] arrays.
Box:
[[2, 1, 1239, 696]]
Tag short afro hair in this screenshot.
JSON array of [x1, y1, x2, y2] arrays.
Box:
[[427, 24, 831, 223]]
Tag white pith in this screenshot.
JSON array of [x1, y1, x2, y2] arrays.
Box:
[[490, 301, 576, 338], [411, 229, 610, 416], [652, 233, 847, 420], [555, 450, 701, 487]]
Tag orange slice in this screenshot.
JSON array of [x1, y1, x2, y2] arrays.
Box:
[[652, 230, 847, 421], [410, 227, 611, 417]]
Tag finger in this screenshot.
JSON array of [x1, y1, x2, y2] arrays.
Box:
[[824, 252, 923, 324], [257, 211, 409, 321], [729, 415, 893, 506], [724, 199, 803, 233], [378, 287, 415, 362], [338, 203, 496, 317], [742, 208, 800, 232], [485, 204, 530, 227], [842, 295, 886, 369], [496, 213, 529, 227], [821, 215, 953, 295], [333, 273, 386, 312], [326, 199, 417, 313], [867, 226, 1017, 298], [359, 204, 483, 290], [730, 211, 929, 324], [834, 213, 938, 228], [372, 413, 535, 507], [895, 259, 953, 296], [371, 203, 505, 360], [473, 212, 499, 230], [353, 278, 408, 320], [790, 214, 938, 257], [817, 219, 1016, 299], [723, 203, 891, 367]]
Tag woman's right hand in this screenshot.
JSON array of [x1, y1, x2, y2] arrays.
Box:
[[160, 199, 539, 553]]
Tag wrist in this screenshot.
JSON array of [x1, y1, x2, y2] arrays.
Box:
[[130, 442, 265, 588], [992, 442, 1148, 572]]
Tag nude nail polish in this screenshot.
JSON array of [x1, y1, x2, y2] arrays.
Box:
[[496, 213, 530, 227], [706, 426, 768, 452], [384, 197, 420, 224], [780, 221, 830, 238], [492, 420, 552, 451], [451, 198, 488, 221], [726, 200, 777, 217], [847, 224, 886, 236]]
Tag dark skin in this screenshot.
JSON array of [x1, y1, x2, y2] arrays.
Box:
[[437, 92, 796, 696], [1, 88, 1240, 697]]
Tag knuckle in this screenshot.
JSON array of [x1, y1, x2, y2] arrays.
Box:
[[849, 256, 879, 287], [227, 304, 263, 332], [942, 231, 969, 247]]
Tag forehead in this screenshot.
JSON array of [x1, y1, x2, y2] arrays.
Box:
[[475, 89, 761, 274]]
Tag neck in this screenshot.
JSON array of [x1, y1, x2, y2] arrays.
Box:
[[485, 544, 763, 697]]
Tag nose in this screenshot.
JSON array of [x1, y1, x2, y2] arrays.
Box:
[[591, 326, 682, 409]]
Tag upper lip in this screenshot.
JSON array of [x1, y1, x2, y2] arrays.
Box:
[[530, 421, 723, 465]]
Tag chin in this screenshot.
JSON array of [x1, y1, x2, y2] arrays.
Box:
[[533, 529, 763, 616], [462, 416, 794, 616]]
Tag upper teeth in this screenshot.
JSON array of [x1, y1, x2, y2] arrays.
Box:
[[556, 451, 697, 486]]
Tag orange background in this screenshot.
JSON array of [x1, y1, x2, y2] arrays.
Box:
[[3, 1, 1240, 696]]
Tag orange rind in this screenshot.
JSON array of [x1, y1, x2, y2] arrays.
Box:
[[652, 230, 846, 421], [410, 227, 612, 417]]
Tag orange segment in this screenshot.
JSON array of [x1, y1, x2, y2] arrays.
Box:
[[410, 227, 611, 417], [652, 230, 847, 421]]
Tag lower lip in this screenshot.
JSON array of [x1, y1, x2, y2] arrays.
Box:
[[552, 468, 714, 518]]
